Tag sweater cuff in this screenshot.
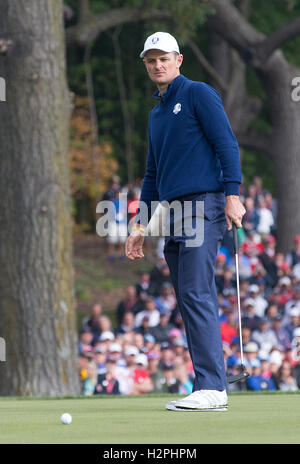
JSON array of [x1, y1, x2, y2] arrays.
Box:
[[224, 182, 240, 196]]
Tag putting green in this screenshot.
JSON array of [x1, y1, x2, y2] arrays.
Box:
[[0, 392, 299, 444]]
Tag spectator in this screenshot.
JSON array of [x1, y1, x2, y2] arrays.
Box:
[[130, 354, 153, 395], [252, 176, 264, 197], [246, 359, 276, 391], [154, 282, 177, 316], [161, 362, 180, 393], [148, 351, 167, 393], [102, 175, 121, 202], [258, 354, 273, 383], [168, 327, 184, 346], [117, 345, 140, 395], [116, 312, 135, 336], [286, 235, 300, 268], [159, 342, 175, 370], [265, 303, 280, 321], [283, 284, 300, 325], [78, 353, 91, 391], [78, 328, 94, 355], [116, 285, 143, 326], [134, 296, 160, 328], [216, 267, 236, 295], [175, 361, 193, 395], [242, 197, 259, 234], [247, 284, 268, 318], [82, 302, 103, 335], [93, 346, 107, 377], [132, 332, 145, 351], [82, 360, 98, 396], [284, 307, 300, 342], [277, 362, 298, 392], [98, 315, 114, 337], [172, 338, 185, 357], [247, 183, 259, 206], [251, 317, 278, 354], [272, 314, 290, 351], [107, 343, 124, 367], [134, 315, 152, 337], [150, 310, 175, 343], [106, 190, 128, 261], [269, 350, 283, 387], [127, 187, 140, 223], [264, 191, 277, 226], [256, 196, 274, 235], [98, 330, 115, 345], [95, 356, 121, 395], [244, 341, 260, 365], [292, 346, 300, 389], [220, 309, 238, 345], [149, 258, 172, 296], [242, 298, 262, 331], [135, 270, 151, 300], [143, 333, 156, 353], [259, 236, 278, 288]]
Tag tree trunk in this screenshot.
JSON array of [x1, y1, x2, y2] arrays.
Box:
[[259, 53, 300, 252], [0, 0, 80, 395]]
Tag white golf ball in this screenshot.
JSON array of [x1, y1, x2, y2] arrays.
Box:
[[60, 413, 72, 425]]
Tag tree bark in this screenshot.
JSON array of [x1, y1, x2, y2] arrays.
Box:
[[0, 0, 80, 395]]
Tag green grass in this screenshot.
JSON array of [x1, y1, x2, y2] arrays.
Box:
[[0, 392, 300, 444]]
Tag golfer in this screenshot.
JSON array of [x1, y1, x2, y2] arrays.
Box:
[[125, 32, 245, 411]]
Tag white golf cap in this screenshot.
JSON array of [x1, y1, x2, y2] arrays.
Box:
[[99, 331, 115, 341], [136, 353, 148, 367], [279, 276, 291, 286], [125, 346, 139, 357], [269, 350, 282, 365], [244, 342, 259, 353], [140, 32, 180, 58], [108, 343, 122, 353], [244, 298, 255, 307]]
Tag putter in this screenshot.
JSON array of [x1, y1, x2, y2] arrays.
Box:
[[227, 223, 249, 384]]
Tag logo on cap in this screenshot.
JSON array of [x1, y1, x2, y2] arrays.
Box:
[[151, 36, 159, 44]]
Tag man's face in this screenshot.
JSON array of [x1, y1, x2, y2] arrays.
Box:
[[143, 50, 183, 88]]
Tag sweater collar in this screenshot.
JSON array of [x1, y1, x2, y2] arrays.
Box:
[[152, 74, 185, 103]]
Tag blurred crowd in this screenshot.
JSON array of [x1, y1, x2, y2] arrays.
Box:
[[78, 176, 300, 395]]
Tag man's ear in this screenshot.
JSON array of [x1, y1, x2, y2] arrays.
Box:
[[176, 54, 183, 69]]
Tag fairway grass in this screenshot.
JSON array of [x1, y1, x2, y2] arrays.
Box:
[[0, 392, 299, 444]]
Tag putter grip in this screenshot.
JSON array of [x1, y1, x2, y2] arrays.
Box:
[[233, 223, 239, 254]]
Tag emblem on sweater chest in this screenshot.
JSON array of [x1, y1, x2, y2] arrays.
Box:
[[172, 103, 181, 114]]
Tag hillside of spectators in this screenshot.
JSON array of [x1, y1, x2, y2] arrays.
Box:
[[78, 177, 300, 395]]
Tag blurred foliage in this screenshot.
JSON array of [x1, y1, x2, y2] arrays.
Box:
[[69, 95, 118, 231]]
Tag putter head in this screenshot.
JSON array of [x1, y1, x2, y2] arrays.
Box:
[[227, 365, 250, 384]]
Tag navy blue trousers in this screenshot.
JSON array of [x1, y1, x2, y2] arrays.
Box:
[[163, 192, 228, 391]]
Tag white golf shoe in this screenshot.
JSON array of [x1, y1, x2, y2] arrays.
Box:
[[165, 389, 228, 412]]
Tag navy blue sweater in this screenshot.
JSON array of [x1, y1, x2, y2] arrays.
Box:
[[138, 74, 242, 225]]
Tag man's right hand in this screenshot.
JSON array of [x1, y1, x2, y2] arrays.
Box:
[[125, 229, 145, 260]]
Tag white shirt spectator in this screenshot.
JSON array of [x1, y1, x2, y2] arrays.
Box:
[[257, 207, 274, 235], [134, 308, 160, 328]]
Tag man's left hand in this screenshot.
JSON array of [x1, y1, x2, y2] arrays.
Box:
[[225, 195, 246, 230]]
